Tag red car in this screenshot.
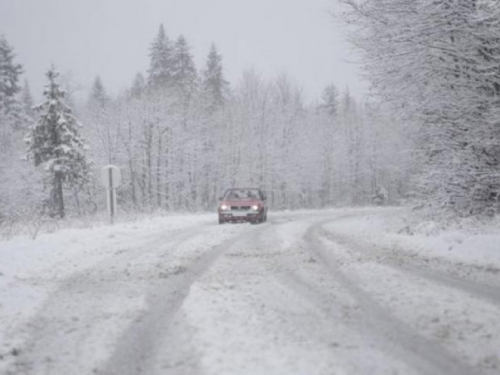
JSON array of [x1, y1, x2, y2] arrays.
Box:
[[218, 188, 268, 224]]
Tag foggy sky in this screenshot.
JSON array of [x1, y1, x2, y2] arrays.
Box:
[[0, 0, 367, 103]]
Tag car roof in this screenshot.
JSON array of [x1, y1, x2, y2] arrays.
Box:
[[226, 188, 261, 191]]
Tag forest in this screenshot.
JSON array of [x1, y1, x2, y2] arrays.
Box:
[[1, 0, 499, 229]]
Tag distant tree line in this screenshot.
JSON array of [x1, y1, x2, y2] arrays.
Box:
[[0, 24, 412, 225]]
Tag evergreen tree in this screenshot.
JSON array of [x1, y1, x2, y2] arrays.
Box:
[[88, 76, 109, 108], [21, 80, 35, 119], [320, 84, 339, 117], [0, 36, 24, 131], [202, 44, 229, 112], [171, 35, 198, 94], [148, 24, 173, 90], [0, 39, 31, 221], [130, 72, 146, 98], [25, 66, 90, 218], [0, 36, 23, 100]]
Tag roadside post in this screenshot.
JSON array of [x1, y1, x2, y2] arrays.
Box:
[[100, 165, 122, 224]]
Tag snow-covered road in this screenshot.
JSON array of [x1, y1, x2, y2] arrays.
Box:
[[1, 208, 500, 374]]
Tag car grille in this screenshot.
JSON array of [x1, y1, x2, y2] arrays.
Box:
[[231, 206, 251, 211]]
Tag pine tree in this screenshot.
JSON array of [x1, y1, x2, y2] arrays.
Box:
[[202, 44, 229, 112], [320, 84, 339, 118], [0, 36, 24, 131], [88, 76, 109, 108], [25, 66, 90, 218], [0, 36, 23, 100], [171, 35, 198, 94], [0, 38, 40, 223], [130, 72, 146, 98], [21, 80, 35, 119], [148, 24, 173, 90]]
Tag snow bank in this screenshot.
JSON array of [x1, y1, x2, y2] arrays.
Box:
[[324, 207, 500, 270]]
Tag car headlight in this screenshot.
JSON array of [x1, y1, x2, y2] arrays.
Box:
[[251, 205, 259, 211], [220, 204, 229, 211]]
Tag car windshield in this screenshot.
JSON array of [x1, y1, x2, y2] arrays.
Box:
[[224, 189, 260, 200]]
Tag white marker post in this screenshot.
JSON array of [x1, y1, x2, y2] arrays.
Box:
[[101, 165, 121, 224]]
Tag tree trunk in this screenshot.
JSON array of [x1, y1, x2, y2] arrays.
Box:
[[157, 126, 163, 207], [54, 171, 65, 219]]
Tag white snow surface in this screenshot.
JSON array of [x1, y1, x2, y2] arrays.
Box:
[[0, 207, 499, 374]]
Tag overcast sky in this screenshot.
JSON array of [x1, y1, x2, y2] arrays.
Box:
[[0, 0, 367, 103]]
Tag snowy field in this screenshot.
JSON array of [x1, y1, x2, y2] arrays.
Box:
[[1, 207, 500, 374]]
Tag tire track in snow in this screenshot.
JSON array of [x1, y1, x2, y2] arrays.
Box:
[[99, 223, 267, 375], [299, 220, 478, 375], [259, 213, 460, 374], [254, 216, 423, 374], [101, 214, 303, 374], [9, 221, 224, 375], [319, 229, 500, 307]]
